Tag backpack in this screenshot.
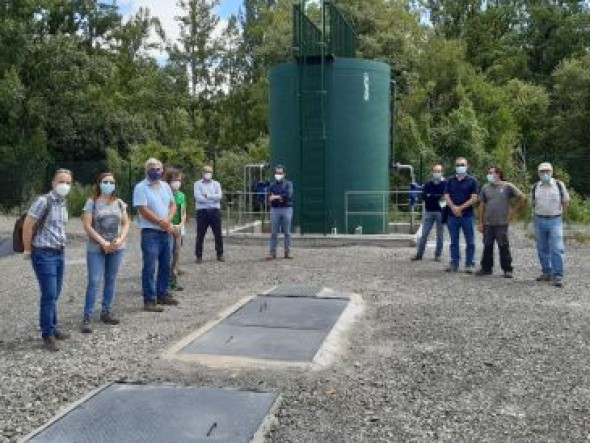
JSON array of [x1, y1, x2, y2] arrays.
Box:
[[530, 180, 565, 207], [12, 194, 53, 253]]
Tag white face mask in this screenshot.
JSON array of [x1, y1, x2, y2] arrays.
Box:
[[203, 172, 212, 181], [170, 181, 181, 190], [54, 183, 71, 197], [275, 174, 284, 182]]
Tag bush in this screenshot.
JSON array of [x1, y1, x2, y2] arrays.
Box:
[[565, 192, 590, 224], [67, 183, 92, 217]]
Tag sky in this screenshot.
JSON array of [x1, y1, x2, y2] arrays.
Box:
[[117, 0, 242, 62]]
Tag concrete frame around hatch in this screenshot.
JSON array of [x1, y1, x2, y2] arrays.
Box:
[[162, 286, 364, 370]]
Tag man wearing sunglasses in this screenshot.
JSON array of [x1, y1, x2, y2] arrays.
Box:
[[133, 158, 178, 312], [443, 157, 479, 273]]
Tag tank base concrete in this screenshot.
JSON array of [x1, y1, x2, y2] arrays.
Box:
[[23, 383, 280, 443]]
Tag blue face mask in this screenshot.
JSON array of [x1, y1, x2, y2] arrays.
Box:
[[432, 172, 442, 182], [100, 182, 115, 195], [147, 170, 162, 181], [486, 174, 495, 184], [456, 166, 467, 175], [540, 173, 551, 183]]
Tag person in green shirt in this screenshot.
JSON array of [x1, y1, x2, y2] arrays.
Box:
[[166, 169, 186, 291]]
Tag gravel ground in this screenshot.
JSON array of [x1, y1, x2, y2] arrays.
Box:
[[0, 217, 589, 442]]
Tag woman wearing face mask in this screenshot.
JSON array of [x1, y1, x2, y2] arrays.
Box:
[[22, 168, 74, 351], [80, 172, 130, 333], [166, 169, 186, 291]]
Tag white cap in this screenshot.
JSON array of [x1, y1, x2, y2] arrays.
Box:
[[538, 162, 553, 171]]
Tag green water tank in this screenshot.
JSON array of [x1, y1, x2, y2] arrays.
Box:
[[269, 58, 390, 234]]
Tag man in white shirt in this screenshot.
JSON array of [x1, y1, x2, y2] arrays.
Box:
[[194, 165, 224, 263], [531, 162, 570, 287]]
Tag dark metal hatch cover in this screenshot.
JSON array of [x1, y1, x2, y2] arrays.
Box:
[[25, 383, 279, 443], [265, 284, 323, 297], [180, 294, 350, 362]]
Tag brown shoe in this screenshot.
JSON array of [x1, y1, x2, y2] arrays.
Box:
[[43, 337, 59, 352], [100, 311, 120, 325], [266, 252, 277, 260], [284, 251, 294, 259], [144, 301, 164, 312], [157, 295, 179, 306], [54, 330, 70, 340], [80, 318, 92, 334]]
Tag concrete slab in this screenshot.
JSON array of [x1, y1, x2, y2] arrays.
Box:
[[24, 383, 280, 443]]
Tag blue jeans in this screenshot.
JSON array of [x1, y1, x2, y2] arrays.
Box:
[[84, 248, 125, 317], [270, 207, 293, 253], [416, 211, 444, 259], [141, 229, 172, 302], [31, 249, 65, 338], [447, 214, 475, 269], [534, 216, 565, 278]]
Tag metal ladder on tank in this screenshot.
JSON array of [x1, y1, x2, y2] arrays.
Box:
[[297, 1, 328, 235]]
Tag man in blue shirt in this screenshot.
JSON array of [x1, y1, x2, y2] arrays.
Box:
[[266, 165, 294, 259], [133, 158, 178, 311], [443, 157, 479, 273], [411, 164, 446, 262]]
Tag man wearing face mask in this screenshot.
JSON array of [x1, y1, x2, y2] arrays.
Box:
[[475, 166, 525, 278], [267, 165, 294, 259], [531, 162, 570, 287], [133, 158, 178, 312], [443, 157, 479, 273], [167, 169, 186, 291], [194, 165, 224, 263], [411, 164, 446, 262], [22, 168, 73, 351]]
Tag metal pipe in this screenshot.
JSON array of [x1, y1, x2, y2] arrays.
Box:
[[390, 79, 396, 168], [393, 163, 416, 184]]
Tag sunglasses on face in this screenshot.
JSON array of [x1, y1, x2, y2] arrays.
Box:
[[456, 163, 466, 167]]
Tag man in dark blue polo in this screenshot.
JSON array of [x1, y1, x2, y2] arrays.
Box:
[[443, 157, 479, 273], [266, 165, 294, 259], [411, 164, 446, 262]]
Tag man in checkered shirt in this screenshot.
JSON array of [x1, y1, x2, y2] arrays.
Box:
[[23, 168, 73, 351]]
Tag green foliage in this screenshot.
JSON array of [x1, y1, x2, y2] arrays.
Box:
[[67, 183, 92, 217], [215, 135, 270, 192], [1, 0, 590, 220], [565, 193, 590, 224]]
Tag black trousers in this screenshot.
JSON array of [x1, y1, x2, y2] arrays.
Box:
[[195, 209, 223, 258], [480, 224, 512, 272]]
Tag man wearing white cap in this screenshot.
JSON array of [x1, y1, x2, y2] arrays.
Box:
[[531, 162, 570, 287]]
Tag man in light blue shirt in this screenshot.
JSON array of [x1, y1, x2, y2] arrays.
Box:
[[133, 158, 178, 311], [194, 165, 224, 263]]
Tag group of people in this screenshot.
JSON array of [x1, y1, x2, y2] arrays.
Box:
[[412, 157, 569, 287], [22, 159, 295, 351]]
